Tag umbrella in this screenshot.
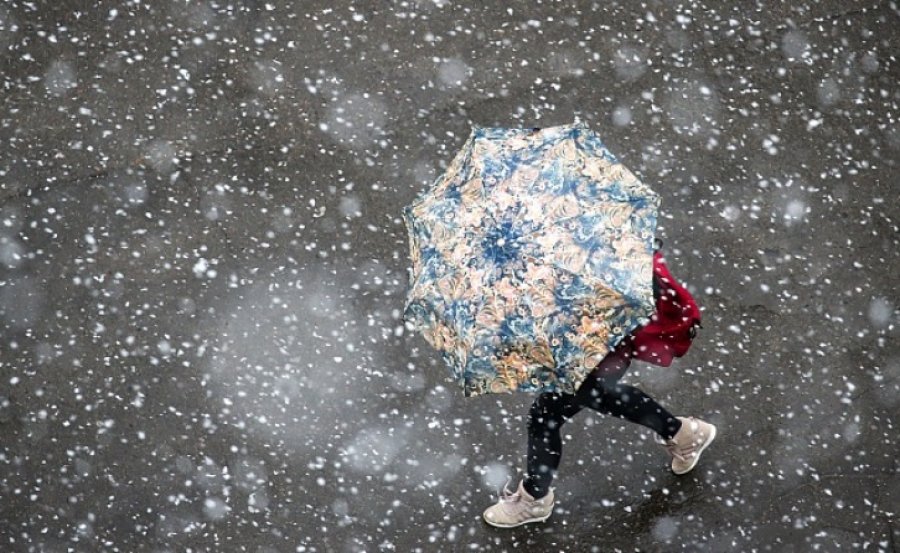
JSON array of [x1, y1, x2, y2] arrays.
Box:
[[402, 119, 659, 397]]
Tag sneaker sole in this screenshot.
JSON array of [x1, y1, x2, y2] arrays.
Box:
[[482, 510, 553, 529], [672, 423, 717, 475]]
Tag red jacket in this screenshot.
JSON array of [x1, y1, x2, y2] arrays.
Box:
[[628, 250, 702, 367]]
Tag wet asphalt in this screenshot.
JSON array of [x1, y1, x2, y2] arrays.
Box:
[[0, 1, 898, 552]]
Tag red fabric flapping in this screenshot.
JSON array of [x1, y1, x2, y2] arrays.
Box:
[[629, 251, 702, 367]]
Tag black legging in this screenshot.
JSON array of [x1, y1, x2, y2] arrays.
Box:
[[523, 346, 682, 499]]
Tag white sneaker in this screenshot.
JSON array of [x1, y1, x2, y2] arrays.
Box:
[[662, 416, 717, 475], [482, 479, 555, 528]]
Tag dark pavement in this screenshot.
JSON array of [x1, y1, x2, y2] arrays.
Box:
[[1, 1, 898, 551]]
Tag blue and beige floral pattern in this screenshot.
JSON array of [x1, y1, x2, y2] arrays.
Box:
[[402, 120, 659, 397]]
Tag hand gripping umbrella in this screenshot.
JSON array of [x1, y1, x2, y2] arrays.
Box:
[[402, 120, 659, 397]]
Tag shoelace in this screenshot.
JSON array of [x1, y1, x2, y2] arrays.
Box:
[[497, 476, 522, 503], [664, 440, 689, 462], [657, 431, 696, 462]]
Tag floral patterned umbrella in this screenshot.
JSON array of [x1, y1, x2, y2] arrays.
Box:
[[402, 120, 659, 397]]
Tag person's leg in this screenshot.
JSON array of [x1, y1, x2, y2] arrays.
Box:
[[575, 348, 682, 440], [522, 391, 582, 499]]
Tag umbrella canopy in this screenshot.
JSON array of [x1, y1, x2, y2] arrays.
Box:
[[402, 120, 660, 397]]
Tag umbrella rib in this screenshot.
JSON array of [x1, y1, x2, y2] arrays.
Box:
[[516, 199, 640, 244]]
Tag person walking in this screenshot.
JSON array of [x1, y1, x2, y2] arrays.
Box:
[[482, 248, 717, 528]]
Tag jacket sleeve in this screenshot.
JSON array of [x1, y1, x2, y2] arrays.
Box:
[[630, 251, 701, 367]]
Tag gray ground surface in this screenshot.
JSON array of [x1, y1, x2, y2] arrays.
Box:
[[1, 1, 898, 552]]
